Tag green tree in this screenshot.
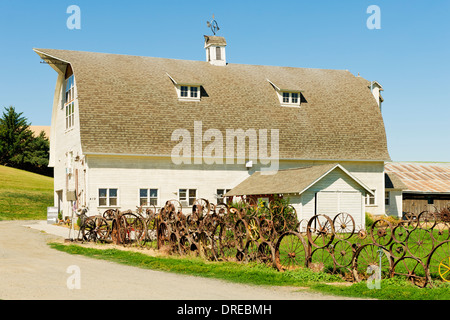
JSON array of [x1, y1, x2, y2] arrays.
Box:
[[0, 106, 34, 167], [0, 106, 51, 176]]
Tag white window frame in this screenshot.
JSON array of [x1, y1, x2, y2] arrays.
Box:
[[98, 188, 119, 208], [179, 188, 197, 207], [64, 75, 76, 131], [385, 191, 390, 206], [176, 85, 201, 101], [365, 189, 376, 206], [139, 188, 159, 207], [216, 189, 232, 203], [279, 91, 301, 107]]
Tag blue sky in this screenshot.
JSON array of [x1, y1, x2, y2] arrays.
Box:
[[0, 0, 449, 162]]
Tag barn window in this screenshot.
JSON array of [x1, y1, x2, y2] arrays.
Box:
[[140, 188, 159, 207], [178, 85, 201, 101], [99, 188, 118, 207], [216, 189, 231, 203], [280, 91, 301, 107], [365, 190, 376, 206], [179, 188, 197, 206], [216, 47, 222, 60], [385, 191, 390, 206]]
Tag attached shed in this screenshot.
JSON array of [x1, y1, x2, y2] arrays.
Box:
[[225, 164, 374, 228], [385, 162, 450, 215]]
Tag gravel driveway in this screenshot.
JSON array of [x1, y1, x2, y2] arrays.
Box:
[[0, 220, 354, 300]]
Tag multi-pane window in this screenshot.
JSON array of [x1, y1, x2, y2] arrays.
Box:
[[365, 190, 376, 205], [178, 86, 201, 100], [65, 75, 75, 103], [216, 189, 231, 203], [66, 103, 75, 130], [385, 191, 390, 206], [281, 91, 301, 106], [140, 188, 159, 207], [65, 75, 75, 130], [179, 189, 197, 206], [99, 188, 118, 207]]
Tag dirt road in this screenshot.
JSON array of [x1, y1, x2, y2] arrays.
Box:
[[0, 220, 354, 300]]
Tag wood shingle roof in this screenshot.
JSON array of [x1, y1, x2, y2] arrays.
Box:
[[34, 48, 391, 161]]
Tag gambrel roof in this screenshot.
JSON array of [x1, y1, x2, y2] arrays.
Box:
[[34, 48, 391, 161]]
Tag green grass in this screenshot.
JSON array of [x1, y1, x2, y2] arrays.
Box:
[[49, 242, 450, 300], [49, 242, 342, 287], [0, 165, 53, 220]]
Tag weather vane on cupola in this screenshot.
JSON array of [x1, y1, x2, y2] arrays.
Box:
[[206, 14, 220, 35]]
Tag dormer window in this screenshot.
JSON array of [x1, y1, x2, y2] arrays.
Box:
[[267, 79, 303, 108], [179, 85, 200, 101], [281, 92, 300, 106]]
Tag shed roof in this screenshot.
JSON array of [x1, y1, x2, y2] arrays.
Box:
[[34, 48, 390, 161], [225, 164, 374, 197], [385, 162, 450, 193]]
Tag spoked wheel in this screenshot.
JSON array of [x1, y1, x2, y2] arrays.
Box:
[[247, 216, 260, 241], [333, 213, 355, 240], [391, 256, 429, 288], [405, 228, 434, 260], [306, 214, 335, 249], [169, 232, 180, 255], [426, 240, 450, 282], [218, 223, 238, 261], [332, 239, 355, 268], [192, 199, 210, 220], [275, 231, 308, 271], [308, 247, 335, 274], [370, 219, 393, 247], [82, 216, 110, 242], [257, 241, 276, 267], [157, 221, 170, 250], [244, 239, 259, 263], [259, 218, 275, 242], [199, 232, 217, 261], [352, 244, 392, 283], [111, 215, 127, 245], [234, 219, 249, 251], [179, 235, 198, 256]]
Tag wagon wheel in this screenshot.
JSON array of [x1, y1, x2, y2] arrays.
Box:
[[259, 218, 274, 242], [133, 216, 147, 245], [218, 223, 238, 261], [306, 214, 335, 248], [283, 205, 299, 232], [121, 212, 141, 244], [308, 247, 336, 274], [257, 241, 276, 267], [392, 224, 409, 243], [157, 221, 170, 250], [199, 232, 217, 261], [389, 242, 406, 260], [405, 228, 434, 260], [186, 214, 199, 234], [432, 220, 450, 243], [272, 214, 286, 234], [82, 216, 109, 242], [247, 216, 260, 241], [111, 215, 127, 245], [275, 231, 308, 271], [417, 211, 437, 230], [244, 239, 259, 263], [179, 235, 192, 256], [426, 240, 450, 282], [192, 199, 210, 220], [216, 203, 229, 218], [352, 243, 393, 283], [391, 256, 429, 288], [332, 239, 355, 268], [234, 219, 249, 250], [102, 209, 116, 221], [169, 232, 180, 255], [333, 213, 355, 240], [370, 219, 393, 247]]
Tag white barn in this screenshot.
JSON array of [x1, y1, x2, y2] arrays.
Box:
[[34, 34, 392, 223]]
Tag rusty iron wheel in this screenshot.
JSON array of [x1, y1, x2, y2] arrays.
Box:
[[352, 243, 393, 283], [370, 219, 393, 247], [332, 239, 355, 268], [257, 241, 276, 267], [306, 214, 335, 248], [391, 256, 429, 288], [275, 231, 308, 271], [333, 213, 355, 240]]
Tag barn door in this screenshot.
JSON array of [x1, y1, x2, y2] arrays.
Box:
[[316, 191, 363, 226]]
